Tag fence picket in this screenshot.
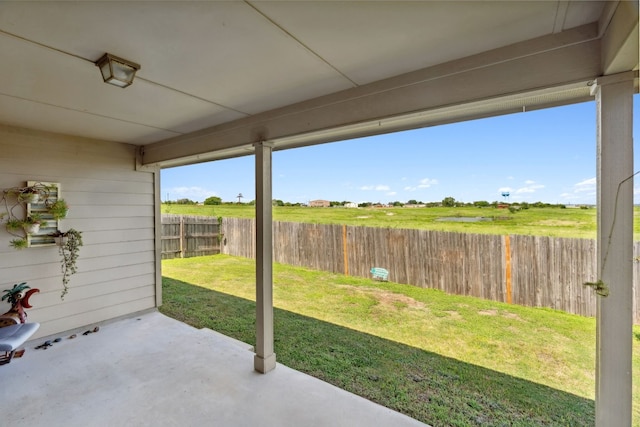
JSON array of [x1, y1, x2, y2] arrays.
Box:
[[216, 217, 640, 323]]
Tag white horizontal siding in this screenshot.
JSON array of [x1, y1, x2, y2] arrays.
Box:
[[0, 124, 158, 338], [35, 298, 156, 338]]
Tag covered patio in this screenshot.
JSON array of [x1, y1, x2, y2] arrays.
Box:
[[1, 310, 426, 427], [0, 1, 638, 425]]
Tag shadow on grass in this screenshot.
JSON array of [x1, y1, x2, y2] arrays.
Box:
[[160, 277, 594, 427]]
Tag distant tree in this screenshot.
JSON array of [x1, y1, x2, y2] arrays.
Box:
[[407, 199, 418, 205], [204, 196, 222, 205], [532, 201, 549, 208], [330, 201, 343, 207], [392, 201, 404, 207], [358, 202, 372, 208], [442, 197, 456, 207], [272, 199, 284, 207], [176, 198, 197, 205]]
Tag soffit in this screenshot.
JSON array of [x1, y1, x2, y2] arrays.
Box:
[[0, 1, 620, 152]]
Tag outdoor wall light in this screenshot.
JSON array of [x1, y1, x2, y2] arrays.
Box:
[[95, 53, 140, 88]]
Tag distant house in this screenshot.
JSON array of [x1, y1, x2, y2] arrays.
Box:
[[309, 199, 330, 207], [344, 202, 358, 208]]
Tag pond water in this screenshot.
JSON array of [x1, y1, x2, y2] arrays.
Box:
[[436, 217, 493, 222]]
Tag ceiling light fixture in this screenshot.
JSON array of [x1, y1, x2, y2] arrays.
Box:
[[95, 53, 140, 88]]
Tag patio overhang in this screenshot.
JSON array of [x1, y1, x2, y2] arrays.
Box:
[[141, 24, 605, 167], [0, 1, 638, 425]]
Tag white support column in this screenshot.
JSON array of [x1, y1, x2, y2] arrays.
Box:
[[254, 142, 276, 373], [592, 71, 634, 426]]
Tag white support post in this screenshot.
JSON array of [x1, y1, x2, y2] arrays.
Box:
[[254, 141, 276, 373], [592, 71, 634, 426]]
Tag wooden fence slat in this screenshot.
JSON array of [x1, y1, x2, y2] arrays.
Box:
[[216, 217, 639, 323], [161, 214, 221, 259]]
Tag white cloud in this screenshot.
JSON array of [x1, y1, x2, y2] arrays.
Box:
[[558, 177, 597, 203], [360, 185, 390, 191], [418, 178, 438, 188], [405, 178, 438, 191], [524, 180, 536, 185], [165, 186, 218, 202], [387, 191, 397, 196], [574, 177, 596, 192], [498, 187, 513, 192], [515, 184, 544, 194]]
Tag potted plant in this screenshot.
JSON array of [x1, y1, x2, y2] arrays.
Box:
[[10, 238, 28, 250], [1, 282, 30, 306], [50, 229, 68, 246], [48, 199, 69, 220], [54, 228, 83, 299], [22, 213, 43, 234], [1, 282, 40, 325], [18, 187, 42, 204]]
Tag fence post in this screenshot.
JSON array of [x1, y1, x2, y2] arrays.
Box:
[[343, 224, 349, 276], [504, 235, 512, 304], [179, 215, 185, 258]]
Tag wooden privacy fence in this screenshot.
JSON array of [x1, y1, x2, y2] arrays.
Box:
[[161, 214, 221, 259], [221, 217, 640, 323]]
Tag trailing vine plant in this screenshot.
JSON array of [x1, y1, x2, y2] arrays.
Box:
[[53, 229, 83, 300]]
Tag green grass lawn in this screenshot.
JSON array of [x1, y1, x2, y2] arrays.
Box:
[[160, 255, 640, 426], [162, 204, 640, 240]]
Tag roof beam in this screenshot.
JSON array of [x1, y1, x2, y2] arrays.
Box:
[[142, 23, 601, 167], [600, 0, 639, 75]]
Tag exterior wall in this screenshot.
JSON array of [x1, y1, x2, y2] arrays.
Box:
[[309, 200, 330, 207], [0, 125, 157, 338]]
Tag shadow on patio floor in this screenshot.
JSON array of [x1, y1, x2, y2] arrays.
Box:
[[161, 277, 595, 427], [1, 309, 426, 427]]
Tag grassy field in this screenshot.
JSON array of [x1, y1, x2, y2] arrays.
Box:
[[161, 255, 640, 427], [162, 203, 640, 240]]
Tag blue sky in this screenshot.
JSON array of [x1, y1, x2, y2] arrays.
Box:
[[162, 94, 640, 205]]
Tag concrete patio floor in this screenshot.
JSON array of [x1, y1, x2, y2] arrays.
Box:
[[1, 311, 428, 427]]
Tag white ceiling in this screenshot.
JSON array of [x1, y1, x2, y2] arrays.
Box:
[[0, 1, 636, 163]]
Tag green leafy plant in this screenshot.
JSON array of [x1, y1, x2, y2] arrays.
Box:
[[56, 228, 83, 299], [48, 199, 69, 220], [584, 279, 609, 297], [5, 218, 22, 231], [23, 213, 42, 225], [10, 238, 28, 250], [2, 282, 30, 305]]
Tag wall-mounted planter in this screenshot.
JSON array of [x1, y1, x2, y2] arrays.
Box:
[[53, 235, 68, 246], [23, 223, 40, 234]]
